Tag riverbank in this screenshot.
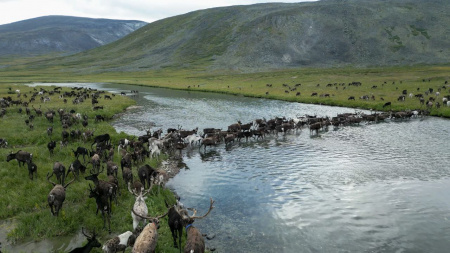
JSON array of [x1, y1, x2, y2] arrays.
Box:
[[0, 84, 180, 252], [1, 65, 449, 118]]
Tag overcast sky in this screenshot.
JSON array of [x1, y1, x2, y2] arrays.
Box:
[[0, 0, 318, 26]]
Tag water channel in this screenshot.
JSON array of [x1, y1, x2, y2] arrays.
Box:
[[13, 82, 450, 252]]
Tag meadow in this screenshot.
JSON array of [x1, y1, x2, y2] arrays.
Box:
[[1, 65, 449, 117], [0, 84, 184, 252]]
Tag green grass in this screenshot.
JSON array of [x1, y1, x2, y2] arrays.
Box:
[[0, 84, 184, 252], [0, 65, 449, 118]]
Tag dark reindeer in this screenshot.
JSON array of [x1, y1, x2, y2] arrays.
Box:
[[138, 164, 156, 189], [88, 184, 112, 233], [26, 160, 38, 180], [6, 150, 32, 167], [166, 199, 185, 251], [47, 140, 56, 155], [85, 168, 116, 214], [177, 198, 215, 253], [73, 147, 89, 162], [91, 133, 110, 149], [68, 228, 101, 253], [67, 159, 87, 179]]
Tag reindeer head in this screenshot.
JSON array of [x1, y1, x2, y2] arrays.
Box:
[[177, 198, 215, 226], [85, 167, 104, 181], [128, 182, 151, 202], [6, 152, 14, 162], [131, 208, 168, 229], [82, 227, 101, 248], [47, 172, 75, 188]]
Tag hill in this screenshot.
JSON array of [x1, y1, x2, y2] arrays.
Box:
[[0, 15, 147, 57], [9, 0, 450, 72]]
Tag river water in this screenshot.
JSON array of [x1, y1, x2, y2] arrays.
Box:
[[19, 83, 450, 252]]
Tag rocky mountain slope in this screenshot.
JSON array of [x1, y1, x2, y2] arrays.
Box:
[[0, 15, 147, 57], [11, 0, 450, 72]]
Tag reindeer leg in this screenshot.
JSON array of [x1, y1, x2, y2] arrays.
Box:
[[50, 205, 55, 216], [170, 227, 177, 248], [178, 227, 183, 251]]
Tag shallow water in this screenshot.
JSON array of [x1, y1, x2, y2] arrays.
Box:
[[17, 82, 450, 253]]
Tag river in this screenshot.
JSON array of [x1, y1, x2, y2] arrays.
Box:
[[22, 83, 450, 252]]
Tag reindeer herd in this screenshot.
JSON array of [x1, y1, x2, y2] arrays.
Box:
[[1, 86, 216, 253], [1, 84, 435, 252]]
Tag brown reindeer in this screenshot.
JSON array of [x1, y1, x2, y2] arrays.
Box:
[[47, 172, 75, 216], [131, 209, 169, 253]]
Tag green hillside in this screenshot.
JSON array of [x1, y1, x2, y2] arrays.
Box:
[[28, 0, 450, 73]]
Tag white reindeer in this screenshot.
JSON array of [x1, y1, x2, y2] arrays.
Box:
[[184, 134, 203, 146], [149, 142, 161, 160], [128, 182, 152, 230]]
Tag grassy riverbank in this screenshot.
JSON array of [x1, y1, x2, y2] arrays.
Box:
[[1, 65, 450, 117], [0, 84, 182, 252]]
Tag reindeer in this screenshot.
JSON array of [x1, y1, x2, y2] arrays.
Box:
[[179, 127, 198, 139], [91, 133, 110, 149], [47, 140, 56, 155], [68, 228, 101, 253], [91, 153, 101, 173], [67, 159, 87, 179], [138, 164, 156, 189], [128, 182, 152, 230], [106, 161, 119, 178], [121, 153, 133, 172], [227, 122, 241, 132], [52, 162, 66, 185], [6, 150, 32, 167], [85, 168, 116, 213], [73, 146, 89, 162], [309, 122, 322, 135], [47, 126, 53, 136], [47, 172, 75, 216], [166, 199, 185, 251], [149, 142, 161, 160], [122, 167, 133, 188], [199, 135, 219, 150], [176, 198, 215, 253], [26, 160, 38, 180], [32, 105, 42, 116], [131, 208, 169, 253], [153, 169, 168, 195], [88, 184, 112, 233], [102, 230, 137, 253]]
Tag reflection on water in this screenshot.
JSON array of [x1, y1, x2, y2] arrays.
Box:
[[24, 83, 450, 253]]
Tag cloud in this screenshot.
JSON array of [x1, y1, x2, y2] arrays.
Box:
[[0, 0, 318, 25]]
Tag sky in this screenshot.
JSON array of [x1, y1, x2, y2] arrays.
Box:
[[0, 0, 318, 26]]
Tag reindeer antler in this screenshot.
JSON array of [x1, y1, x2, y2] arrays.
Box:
[[128, 182, 138, 197], [142, 180, 153, 197], [47, 172, 57, 186], [81, 227, 92, 239], [63, 176, 76, 189], [190, 198, 215, 220], [131, 207, 168, 221]]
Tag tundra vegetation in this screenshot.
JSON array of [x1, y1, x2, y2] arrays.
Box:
[[0, 65, 449, 117], [0, 84, 188, 252]]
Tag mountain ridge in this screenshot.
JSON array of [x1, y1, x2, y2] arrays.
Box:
[[5, 1, 450, 72], [0, 15, 147, 57]]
